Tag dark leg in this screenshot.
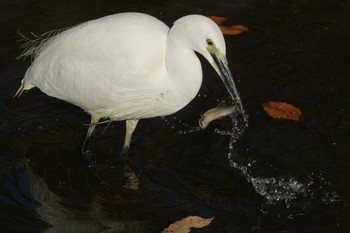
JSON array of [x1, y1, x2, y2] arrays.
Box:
[[82, 115, 100, 164]]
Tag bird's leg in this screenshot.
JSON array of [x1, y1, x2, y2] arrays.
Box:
[[122, 119, 139, 155], [120, 119, 140, 189], [82, 115, 100, 162]]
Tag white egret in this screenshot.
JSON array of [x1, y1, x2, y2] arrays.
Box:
[[15, 13, 247, 157]]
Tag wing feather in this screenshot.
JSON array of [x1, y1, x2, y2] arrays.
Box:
[[22, 13, 173, 120]]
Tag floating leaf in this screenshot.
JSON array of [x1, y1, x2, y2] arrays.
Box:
[[162, 216, 215, 233], [262, 101, 302, 121], [219, 25, 249, 35], [208, 15, 228, 25], [209, 16, 249, 35]]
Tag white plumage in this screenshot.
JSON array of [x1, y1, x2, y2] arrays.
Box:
[[16, 12, 246, 156]]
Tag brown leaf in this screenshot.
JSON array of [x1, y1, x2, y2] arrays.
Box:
[[262, 101, 302, 121], [209, 16, 248, 35], [208, 15, 228, 25], [162, 216, 215, 233], [219, 25, 249, 35]]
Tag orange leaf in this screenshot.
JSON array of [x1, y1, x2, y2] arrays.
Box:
[[209, 16, 248, 35], [262, 102, 302, 121], [208, 16, 228, 25], [219, 25, 249, 35]]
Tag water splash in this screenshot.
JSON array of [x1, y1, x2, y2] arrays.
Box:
[[160, 116, 201, 135], [228, 150, 305, 204], [226, 135, 344, 217], [250, 176, 304, 204], [161, 95, 343, 215], [161, 94, 245, 135]]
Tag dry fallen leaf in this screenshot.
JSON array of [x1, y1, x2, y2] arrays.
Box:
[[262, 101, 302, 121], [208, 15, 228, 25], [219, 25, 249, 35], [162, 216, 215, 233], [209, 15, 249, 35]]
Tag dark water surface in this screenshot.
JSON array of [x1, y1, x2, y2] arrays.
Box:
[[1, 0, 350, 232]]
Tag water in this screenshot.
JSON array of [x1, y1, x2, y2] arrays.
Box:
[[228, 147, 343, 211], [1, 0, 350, 232]]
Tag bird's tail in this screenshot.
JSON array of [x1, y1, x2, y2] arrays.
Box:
[[13, 79, 25, 98]]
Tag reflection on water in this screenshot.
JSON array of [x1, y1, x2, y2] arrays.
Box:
[[27, 163, 151, 233], [1, 0, 350, 232]]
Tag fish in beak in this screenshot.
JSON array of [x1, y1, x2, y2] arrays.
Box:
[[209, 48, 248, 127]]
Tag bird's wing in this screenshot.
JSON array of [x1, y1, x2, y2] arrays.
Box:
[[24, 13, 170, 116]]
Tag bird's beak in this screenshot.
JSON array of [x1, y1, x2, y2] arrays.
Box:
[[210, 49, 248, 125]]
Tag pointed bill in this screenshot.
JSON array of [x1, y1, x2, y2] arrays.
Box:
[[211, 52, 248, 125]]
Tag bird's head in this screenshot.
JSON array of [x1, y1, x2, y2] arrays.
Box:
[[173, 15, 248, 125]]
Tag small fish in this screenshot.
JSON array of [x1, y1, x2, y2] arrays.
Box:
[[199, 102, 237, 129]]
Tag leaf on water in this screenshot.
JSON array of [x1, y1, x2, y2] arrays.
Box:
[[162, 216, 215, 233], [262, 101, 302, 121], [219, 25, 249, 35], [208, 15, 228, 25], [209, 16, 249, 35]]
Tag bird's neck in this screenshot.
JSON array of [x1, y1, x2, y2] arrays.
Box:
[[165, 36, 203, 104]]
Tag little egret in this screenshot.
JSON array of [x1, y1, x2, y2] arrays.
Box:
[[15, 13, 247, 157]]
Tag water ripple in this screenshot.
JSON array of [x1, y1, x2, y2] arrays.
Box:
[[18, 117, 79, 147]]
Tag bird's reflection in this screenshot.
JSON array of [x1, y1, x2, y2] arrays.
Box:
[[24, 153, 156, 233]]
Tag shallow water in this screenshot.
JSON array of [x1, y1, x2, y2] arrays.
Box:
[[1, 0, 350, 232]]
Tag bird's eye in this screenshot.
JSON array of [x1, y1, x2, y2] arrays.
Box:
[[206, 39, 214, 46]]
